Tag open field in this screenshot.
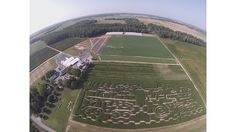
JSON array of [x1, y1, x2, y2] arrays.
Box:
[[101, 55, 177, 64], [101, 36, 173, 58], [30, 58, 57, 86], [64, 46, 81, 56], [30, 47, 59, 71], [83, 62, 189, 87], [30, 61, 51, 86], [30, 57, 58, 87], [160, 39, 206, 100], [30, 41, 47, 55], [49, 37, 84, 51], [43, 89, 80, 132], [48, 57, 58, 68], [71, 62, 206, 129], [74, 39, 91, 51]]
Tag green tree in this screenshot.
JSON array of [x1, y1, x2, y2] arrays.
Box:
[[68, 68, 81, 77], [71, 81, 78, 89], [37, 83, 47, 96], [58, 79, 63, 86], [63, 79, 71, 88]]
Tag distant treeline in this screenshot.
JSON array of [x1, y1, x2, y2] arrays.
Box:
[[35, 18, 205, 46], [147, 24, 206, 46]]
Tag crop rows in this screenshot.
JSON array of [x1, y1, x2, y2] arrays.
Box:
[[73, 81, 205, 129]]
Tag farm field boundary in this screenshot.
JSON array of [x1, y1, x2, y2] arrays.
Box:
[[67, 115, 205, 132], [71, 62, 206, 129], [156, 37, 206, 105], [160, 39, 206, 101], [101, 35, 174, 58], [30, 47, 59, 71], [96, 60, 179, 66], [101, 55, 177, 64]]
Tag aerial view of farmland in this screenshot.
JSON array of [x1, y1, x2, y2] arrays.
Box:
[[30, 1, 206, 132]]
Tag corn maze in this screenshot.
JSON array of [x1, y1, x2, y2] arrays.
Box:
[[73, 81, 205, 129]]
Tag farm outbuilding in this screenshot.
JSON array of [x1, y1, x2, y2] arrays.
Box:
[[61, 57, 80, 67], [124, 32, 143, 36], [105, 32, 124, 35], [105, 32, 143, 36]]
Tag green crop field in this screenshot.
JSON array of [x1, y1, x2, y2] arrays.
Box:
[[161, 39, 206, 101], [43, 89, 80, 132], [101, 55, 177, 64], [101, 36, 173, 58], [30, 41, 47, 55], [84, 62, 189, 87], [72, 62, 206, 129], [49, 37, 84, 51], [30, 47, 59, 71]]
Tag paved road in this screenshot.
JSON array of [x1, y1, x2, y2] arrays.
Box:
[[31, 115, 56, 132]]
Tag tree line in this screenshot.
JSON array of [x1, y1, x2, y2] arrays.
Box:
[[37, 18, 205, 46], [147, 24, 205, 46]]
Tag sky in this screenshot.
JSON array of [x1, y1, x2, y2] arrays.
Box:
[[30, 0, 206, 34]]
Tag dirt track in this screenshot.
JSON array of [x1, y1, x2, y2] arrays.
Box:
[[91, 36, 109, 53]]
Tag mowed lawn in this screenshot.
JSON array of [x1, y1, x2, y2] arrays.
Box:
[[101, 36, 173, 59], [161, 39, 206, 101], [43, 88, 80, 132]]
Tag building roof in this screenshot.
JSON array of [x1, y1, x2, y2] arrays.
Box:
[[105, 32, 142, 36], [105, 32, 124, 35], [61, 57, 80, 67], [124, 32, 143, 36]]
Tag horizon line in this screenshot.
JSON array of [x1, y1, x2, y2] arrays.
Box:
[[31, 12, 206, 36]]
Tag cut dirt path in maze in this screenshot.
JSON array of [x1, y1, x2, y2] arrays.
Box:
[[67, 115, 206, 132]]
